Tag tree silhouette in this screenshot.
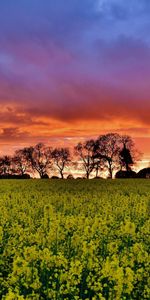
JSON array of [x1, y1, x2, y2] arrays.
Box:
[[119, 135, 139, 171], [137, 168, 150, 178], [74, 140, 96, 179], [21, 143, 51, 178], [94, 133, 121, 178], [51, 147, 71, 179], [0, 132, 142, 179], [120, 146, 133, 171], [12, 149, 30, 176], [0, 155, 12, 176]]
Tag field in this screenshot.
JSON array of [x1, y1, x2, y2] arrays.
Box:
[[0, 179, 150, 300]]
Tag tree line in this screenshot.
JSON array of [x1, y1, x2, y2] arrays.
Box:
[[0, 133, 142, 179]]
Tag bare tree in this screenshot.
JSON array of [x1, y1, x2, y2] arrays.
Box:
[[94, 133, 121, 178], [92, 140, 105, 177], [51, 147, 71, 179], [94, 159, 104, 177], [0, 155, 12, 176], [20, 143, 52, 178], [12, 149, 30, 176], [0, 133, 141, 179], [74, 140, 96, 179]]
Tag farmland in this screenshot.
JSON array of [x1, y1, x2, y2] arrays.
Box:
[[0, 179, 150, 299]]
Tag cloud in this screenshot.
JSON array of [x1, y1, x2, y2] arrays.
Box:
[[0, 127, 30, 141], [0, 0, 150, 159]]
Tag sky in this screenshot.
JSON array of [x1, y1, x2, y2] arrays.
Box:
[[0, 0, 150, 168]]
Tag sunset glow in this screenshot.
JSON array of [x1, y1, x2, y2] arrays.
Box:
[[0, 0, 150, 169]]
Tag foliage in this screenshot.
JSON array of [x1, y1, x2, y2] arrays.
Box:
[[119, 135, 135, 172], [0, 179, 150, 299]]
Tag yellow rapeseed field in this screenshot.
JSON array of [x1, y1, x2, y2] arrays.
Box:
[[0, 179, 150, 299]]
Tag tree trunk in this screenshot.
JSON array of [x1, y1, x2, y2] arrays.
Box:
[[96, 167, 99, 177], [60, 171, 64, 179], [108, 164, 113, 179], [126, 163, 130, 172], [86, 172, 89, 179]]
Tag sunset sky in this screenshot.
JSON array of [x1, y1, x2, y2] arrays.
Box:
[[0, 0, 150, 168]]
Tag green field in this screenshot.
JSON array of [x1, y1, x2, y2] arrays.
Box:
[[0, 179, 150, 299]]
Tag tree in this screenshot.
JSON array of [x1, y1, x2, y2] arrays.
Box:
[[21, 143, 51, 178], [12, 149, 30, 176], [67, 174, 74, 179], [51, 147, 71, 179], [94, 133, 121, 178], [74, 140, 96, 179], [93, 140, 105, 177], [137, 168, 150, 179], [115, 170, 137, 178], [120, 146, 133, 171], [0, 155, 12, 176], [119, 135, 139, 171]]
